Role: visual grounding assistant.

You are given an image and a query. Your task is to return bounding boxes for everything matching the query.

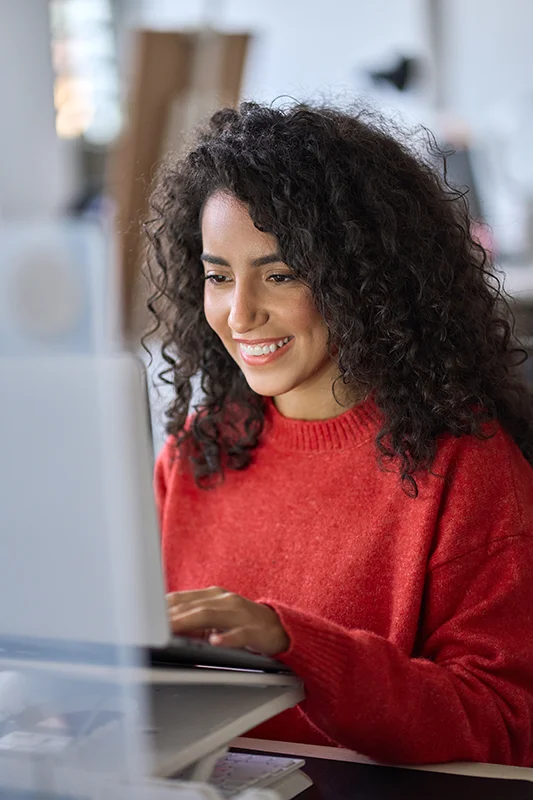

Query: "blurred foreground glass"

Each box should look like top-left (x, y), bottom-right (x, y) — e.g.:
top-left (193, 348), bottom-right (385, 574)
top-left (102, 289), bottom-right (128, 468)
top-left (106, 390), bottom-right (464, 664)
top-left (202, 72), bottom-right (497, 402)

top-left (0, 221), bottom-right (152, 796)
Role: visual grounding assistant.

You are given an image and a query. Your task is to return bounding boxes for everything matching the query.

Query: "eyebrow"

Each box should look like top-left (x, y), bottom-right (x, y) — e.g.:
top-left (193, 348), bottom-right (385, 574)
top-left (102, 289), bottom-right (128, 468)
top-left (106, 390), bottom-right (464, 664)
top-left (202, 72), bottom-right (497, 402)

top-left (201, 252), bottom-right (283, 268)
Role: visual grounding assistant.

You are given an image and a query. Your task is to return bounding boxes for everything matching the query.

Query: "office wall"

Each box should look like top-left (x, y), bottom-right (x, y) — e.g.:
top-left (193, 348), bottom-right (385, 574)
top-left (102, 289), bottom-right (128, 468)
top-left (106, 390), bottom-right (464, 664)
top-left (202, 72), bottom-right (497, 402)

top-left (0, 0), bottom-right (79, 218)
top-left (440, 0), bottom-right (533, 126)
top-left (121, 0), bottom-right (432, 110)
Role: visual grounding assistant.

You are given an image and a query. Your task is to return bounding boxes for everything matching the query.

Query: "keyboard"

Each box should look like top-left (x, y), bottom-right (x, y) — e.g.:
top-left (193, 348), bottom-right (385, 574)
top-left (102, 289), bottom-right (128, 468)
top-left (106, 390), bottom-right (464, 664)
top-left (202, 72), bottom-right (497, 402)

top-left (0, 634), bottom-right (293, 674)
top-left (210, 751), bottom-right (310, 798)
top-left (0, 732), bottom-right (313, 799)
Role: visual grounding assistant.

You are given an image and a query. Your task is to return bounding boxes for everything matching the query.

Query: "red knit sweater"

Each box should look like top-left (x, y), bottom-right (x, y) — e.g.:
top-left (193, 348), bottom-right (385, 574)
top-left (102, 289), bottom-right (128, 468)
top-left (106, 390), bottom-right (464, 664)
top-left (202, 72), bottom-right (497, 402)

top-left (154, 397), bottom-right (533, 766)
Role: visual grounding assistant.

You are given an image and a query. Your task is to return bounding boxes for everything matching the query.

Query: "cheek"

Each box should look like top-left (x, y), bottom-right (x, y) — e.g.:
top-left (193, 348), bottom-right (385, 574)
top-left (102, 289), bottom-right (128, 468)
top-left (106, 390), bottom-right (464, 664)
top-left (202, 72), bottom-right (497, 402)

top-left (203, 293), bottom-right (226, 334)
top-left (289, 296), bottom-right (328, 341)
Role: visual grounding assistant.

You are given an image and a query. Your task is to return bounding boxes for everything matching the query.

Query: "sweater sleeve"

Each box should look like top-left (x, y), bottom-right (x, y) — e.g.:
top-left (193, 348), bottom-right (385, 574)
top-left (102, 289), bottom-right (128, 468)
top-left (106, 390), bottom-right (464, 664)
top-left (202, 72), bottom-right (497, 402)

top-left (261, 536), bottom-right (533, 765)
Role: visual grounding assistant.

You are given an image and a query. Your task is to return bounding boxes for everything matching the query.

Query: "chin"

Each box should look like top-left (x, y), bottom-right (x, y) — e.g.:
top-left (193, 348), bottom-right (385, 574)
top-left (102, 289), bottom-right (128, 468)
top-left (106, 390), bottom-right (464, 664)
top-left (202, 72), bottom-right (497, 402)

top-left (243, 378), bottom-right (295, 398)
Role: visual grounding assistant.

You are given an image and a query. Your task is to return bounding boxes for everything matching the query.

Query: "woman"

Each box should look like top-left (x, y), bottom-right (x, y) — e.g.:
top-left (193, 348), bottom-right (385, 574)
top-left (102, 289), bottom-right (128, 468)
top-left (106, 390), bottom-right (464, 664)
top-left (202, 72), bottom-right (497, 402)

top-left (147, 102), bottom-right (533, 766)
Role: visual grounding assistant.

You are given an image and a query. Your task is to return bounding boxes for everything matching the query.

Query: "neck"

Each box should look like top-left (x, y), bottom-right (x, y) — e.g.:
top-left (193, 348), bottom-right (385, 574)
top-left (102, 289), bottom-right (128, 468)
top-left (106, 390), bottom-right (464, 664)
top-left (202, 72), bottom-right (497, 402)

top-left (273, 385), bottom-right (364, 421)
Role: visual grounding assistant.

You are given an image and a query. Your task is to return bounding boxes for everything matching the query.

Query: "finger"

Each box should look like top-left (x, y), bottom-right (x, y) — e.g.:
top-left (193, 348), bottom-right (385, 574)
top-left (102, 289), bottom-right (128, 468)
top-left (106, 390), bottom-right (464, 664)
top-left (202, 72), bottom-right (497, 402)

top-left (209, 626), bottom-right (254, 650)
top-left (209, 625), bottom-right (276, 654)
top-left (166, 587), bottom-right (227, 609)
top-left (177, 628), bottom-right (215, 641)
top-left (168, 594), bottom-right (242, 621)
top-left (211, 622), bottom-right (288, 657)
top-left (169, 606), bottom-right (244, 635)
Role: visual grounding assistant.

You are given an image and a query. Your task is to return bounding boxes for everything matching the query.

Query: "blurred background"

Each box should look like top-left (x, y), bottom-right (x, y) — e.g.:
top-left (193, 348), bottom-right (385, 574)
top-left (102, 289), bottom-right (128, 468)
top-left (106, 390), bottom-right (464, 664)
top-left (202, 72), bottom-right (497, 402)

top-left (2, 0), bottom-right (533, 449)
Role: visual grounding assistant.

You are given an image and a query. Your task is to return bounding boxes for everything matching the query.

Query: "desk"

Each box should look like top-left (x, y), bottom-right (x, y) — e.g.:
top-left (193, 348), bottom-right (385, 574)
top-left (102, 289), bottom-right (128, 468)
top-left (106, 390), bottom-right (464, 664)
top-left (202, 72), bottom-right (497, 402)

top-left (234, 738), bottom-right (533, 800)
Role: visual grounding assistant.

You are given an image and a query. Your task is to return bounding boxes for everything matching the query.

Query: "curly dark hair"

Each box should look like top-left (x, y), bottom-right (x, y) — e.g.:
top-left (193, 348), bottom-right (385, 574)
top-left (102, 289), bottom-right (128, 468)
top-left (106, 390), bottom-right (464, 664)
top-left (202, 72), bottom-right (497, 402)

top-left (145, 100), bottom-right (533, 496)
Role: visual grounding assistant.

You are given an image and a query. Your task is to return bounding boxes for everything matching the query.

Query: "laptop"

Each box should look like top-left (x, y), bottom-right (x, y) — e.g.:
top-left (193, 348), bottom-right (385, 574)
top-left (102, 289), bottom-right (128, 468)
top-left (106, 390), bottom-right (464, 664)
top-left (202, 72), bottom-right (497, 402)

top-left (0, 352), bottom-right (290, 675)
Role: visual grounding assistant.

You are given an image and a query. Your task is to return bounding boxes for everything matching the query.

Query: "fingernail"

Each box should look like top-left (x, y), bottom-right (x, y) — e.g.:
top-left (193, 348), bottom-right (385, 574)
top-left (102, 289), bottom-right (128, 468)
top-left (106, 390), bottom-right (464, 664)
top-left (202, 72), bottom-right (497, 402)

top-left (209, 633), bottom-right (222, 646)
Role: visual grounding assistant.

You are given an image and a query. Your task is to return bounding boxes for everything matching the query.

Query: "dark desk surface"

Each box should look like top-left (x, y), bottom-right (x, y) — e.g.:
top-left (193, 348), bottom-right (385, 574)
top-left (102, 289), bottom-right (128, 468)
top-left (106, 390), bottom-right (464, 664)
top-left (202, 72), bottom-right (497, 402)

top-left (234, 742), bottom-right (533, 800)
top-left (298, 756), bottom-right (533, 800)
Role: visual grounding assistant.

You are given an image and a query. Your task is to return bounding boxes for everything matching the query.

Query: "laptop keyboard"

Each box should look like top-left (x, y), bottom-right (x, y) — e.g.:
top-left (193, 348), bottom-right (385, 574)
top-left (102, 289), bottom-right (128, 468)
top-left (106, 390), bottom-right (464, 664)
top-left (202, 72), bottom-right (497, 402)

top-left (209, 752), bottom-right (305, 797)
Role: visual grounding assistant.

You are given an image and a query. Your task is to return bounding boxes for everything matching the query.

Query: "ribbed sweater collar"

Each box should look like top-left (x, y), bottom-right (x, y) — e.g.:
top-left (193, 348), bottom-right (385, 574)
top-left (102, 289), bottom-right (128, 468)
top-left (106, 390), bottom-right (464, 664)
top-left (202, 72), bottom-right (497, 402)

top-left (262, 394), bottom-right (382, 452)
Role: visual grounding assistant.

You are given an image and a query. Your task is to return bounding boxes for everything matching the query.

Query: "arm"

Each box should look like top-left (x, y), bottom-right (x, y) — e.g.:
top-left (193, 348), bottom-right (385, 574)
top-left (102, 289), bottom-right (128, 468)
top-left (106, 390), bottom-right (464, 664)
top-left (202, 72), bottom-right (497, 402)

top-left (261, 534), bottom-right (533, 766)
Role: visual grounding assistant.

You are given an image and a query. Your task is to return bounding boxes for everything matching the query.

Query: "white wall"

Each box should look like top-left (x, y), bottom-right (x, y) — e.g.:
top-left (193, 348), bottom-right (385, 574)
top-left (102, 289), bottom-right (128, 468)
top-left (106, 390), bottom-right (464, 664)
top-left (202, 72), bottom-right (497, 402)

top-left (433, 0), bottom-right (533, 256)
top-left (126, 0), bottom-right (432, 112)
top-left (440, 0), bottom-right (533, 127)
top-left (0, 0), bottom-right (80, 219)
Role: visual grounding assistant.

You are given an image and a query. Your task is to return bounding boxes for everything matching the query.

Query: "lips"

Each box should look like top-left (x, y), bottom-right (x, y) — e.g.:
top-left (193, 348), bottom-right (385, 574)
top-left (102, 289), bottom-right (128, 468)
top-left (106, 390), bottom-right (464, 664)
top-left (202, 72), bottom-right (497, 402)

top-left (238, 336), bottom-right (294, 366)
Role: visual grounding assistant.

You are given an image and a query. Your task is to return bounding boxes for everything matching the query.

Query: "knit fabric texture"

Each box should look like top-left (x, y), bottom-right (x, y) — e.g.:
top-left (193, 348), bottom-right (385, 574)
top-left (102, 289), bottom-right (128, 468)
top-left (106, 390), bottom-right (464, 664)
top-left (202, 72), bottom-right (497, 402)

top-left (155, 396), bottom-right (533, 765)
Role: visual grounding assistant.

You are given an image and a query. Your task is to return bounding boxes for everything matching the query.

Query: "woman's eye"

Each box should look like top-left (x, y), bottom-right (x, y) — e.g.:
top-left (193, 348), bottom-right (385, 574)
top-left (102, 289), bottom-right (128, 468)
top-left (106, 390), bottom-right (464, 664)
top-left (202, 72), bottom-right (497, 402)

top-left (203, 273), bottom-right (295, 285)
top-left (268, 274), bottom-right (296, 284)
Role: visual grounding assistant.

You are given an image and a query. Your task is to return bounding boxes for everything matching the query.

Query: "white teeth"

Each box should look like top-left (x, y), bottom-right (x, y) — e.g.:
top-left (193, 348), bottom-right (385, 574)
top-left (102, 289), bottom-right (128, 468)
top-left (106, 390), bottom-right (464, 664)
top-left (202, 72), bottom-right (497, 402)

top-left (240, 337), bottom-right (291, 356)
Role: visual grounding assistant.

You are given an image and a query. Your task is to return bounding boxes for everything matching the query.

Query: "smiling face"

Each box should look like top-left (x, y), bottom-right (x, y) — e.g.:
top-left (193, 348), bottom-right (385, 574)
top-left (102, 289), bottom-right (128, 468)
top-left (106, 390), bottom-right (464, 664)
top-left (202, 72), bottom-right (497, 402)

top-left (201, 191), bottom-right (346, 420)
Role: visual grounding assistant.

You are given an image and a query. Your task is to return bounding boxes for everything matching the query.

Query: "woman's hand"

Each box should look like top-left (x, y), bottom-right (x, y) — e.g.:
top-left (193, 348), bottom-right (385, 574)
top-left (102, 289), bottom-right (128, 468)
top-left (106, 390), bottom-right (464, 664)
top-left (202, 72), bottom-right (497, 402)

top-left (166, 587), bottom-right (290, 656)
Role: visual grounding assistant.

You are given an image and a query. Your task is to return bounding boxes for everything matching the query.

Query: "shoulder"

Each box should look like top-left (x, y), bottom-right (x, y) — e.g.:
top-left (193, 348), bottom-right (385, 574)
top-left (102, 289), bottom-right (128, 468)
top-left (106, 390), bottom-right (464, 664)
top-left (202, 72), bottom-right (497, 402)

top-left (427, 422), bottom-right (533, 567)
top-left (434, 421), bottom-right (533, 501)
top-left (154, 435), bottom-right (178, 506)
top-left (154, 406), bottom-right (207, 484)
top-left (155, 434), bottom-right (179, 475)
top-left (154, 430), bottom-right (199, 524)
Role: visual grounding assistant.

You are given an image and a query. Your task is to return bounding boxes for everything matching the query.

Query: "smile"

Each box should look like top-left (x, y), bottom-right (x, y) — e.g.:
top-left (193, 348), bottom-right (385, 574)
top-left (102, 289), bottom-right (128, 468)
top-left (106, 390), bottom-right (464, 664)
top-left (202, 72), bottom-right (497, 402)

top-left (240, 337), bottom-right (291, 356)
top-left (238, 337), bottom-right (294, 366)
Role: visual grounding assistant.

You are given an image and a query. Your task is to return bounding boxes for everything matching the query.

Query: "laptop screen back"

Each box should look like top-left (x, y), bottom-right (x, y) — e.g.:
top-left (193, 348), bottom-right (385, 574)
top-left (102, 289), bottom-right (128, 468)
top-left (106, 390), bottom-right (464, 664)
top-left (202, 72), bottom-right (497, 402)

top-left (0, 353), bottom-right (169, 649)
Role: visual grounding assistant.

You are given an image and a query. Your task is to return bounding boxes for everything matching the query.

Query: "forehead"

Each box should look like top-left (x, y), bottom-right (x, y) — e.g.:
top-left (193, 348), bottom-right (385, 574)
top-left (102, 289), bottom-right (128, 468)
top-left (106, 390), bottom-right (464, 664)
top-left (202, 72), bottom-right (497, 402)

top-left (201, 192), bottom-right (277, 253)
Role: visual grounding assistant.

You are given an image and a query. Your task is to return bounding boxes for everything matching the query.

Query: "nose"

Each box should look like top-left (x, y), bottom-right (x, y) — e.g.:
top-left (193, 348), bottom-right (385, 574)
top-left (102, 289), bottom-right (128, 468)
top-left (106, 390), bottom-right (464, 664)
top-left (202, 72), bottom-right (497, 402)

top-left (227, 281), bottom-right (269, 334)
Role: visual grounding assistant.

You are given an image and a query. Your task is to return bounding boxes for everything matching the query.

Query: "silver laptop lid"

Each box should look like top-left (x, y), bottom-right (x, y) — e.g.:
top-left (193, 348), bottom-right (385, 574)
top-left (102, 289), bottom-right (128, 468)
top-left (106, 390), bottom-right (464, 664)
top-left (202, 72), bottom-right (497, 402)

top-left (0, 353), bottom-right (169, 648)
